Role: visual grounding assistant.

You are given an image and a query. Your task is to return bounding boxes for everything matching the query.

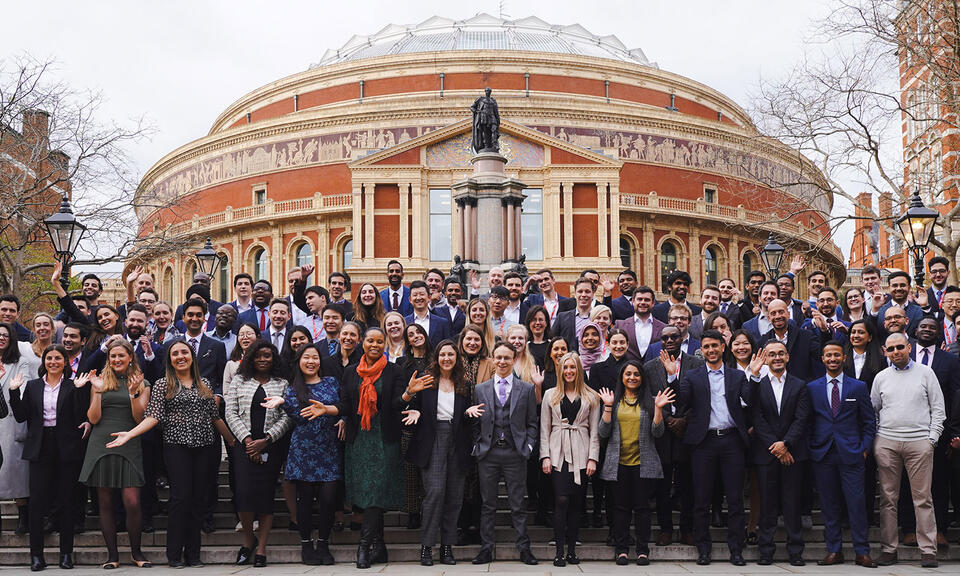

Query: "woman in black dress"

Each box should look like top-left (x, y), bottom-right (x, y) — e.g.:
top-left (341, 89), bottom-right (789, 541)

top-left (400, 323), bottom-right (433, 529)
top-left (524, 305), bottom-right (553, 369)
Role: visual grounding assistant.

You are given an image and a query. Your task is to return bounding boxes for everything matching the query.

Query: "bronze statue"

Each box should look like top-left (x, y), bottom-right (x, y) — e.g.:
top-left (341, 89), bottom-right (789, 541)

top-left (450, 255), bottom-right (467, 287)
top-left (470, 87), bottom-right (500, 153)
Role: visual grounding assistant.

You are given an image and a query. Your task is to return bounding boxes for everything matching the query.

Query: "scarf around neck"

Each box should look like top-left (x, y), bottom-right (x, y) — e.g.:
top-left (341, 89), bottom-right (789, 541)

top-left (356, 353), bottom-right (387, 431)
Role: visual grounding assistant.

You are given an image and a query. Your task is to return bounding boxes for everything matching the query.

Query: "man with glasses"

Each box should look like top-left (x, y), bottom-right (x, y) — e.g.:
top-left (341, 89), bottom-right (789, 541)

top-left (647, 304), bottom-right (700, 358)
top-left (877, 272), bottom-right (923, 337)
top-left (926, 257), bottom-right (951, 314)
top-left (487, 286), bottom-right (515, 340)
top-left (872, 332), bottom-right (945, 567)
top-left (938, 287), bottom-right (960, 348)
top-left (237, 280), bottom-right (275, 332)
top-left (653, 270), bottom-right (701, 324)
top-left (802, 287), bottom-right (850, 346)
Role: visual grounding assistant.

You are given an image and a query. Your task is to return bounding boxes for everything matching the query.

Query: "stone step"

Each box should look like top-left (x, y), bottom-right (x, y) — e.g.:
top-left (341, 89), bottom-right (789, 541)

top-left (1, 542), bottom-right (958, 566)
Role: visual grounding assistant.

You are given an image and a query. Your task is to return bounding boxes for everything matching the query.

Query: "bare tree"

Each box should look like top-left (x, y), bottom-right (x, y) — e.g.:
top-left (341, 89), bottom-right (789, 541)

top-left (0, 55), bottom-right (200, 307)
top-left (738, 0), bottom-right (959, 282)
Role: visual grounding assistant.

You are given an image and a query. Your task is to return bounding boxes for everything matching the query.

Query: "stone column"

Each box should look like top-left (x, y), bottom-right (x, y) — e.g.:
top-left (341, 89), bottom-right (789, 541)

top-left (351, 184), bottom-right (363, 261)
top-left (456, 198), bottom-right (466, 261)
top-left (399, 182), bottom-right (409, 259)
top-left (317, 222), bottom-right (330, 285)
top-left (477, 194), bottom-right (503, 265)
top-left (609, 182), bottom-right (621, 264)
top-left (642, 220), bottom-right (656, 287)
top-left (514, 197), bottom-right (522, 258)
top-left (544, 183), bottom-right (561, 263)
top-left (688, 228), bottom-right (701, 295)
top-left (470, 199), bottom-right (478, 262)
top-left (411, 182), bottom-right (423, 262)
top-left (364, 184), bottom-right (375, 261)
top-left (272, 225), bottom-right (283, 290)
top-left (505, 199), bottom-right (516, 260)
top-left (596, 182), bottom-right (608, 259)
top-left (563, 182), bottom-right (574, 259)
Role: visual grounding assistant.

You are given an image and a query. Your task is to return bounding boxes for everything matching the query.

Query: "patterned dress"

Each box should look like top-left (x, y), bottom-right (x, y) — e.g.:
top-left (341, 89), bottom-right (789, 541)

top-left (282, 377), bottom-right (341, 483)
top-left (344, 377), bottom-right (402, 509)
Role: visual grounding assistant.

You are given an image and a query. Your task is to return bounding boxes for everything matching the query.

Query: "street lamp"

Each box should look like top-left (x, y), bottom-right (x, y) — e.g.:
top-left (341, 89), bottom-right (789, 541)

top-left (43, 195), bottom-right (86, 292)
top-left (895, 190), bottom-right (939, 288)
top-left (760, 232), bottom-right (785, 280)
top-left (194, 237), bottom-right (224, 280)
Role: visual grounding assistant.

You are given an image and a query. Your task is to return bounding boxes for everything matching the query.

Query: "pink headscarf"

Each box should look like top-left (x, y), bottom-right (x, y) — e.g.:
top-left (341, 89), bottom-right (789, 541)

top-left (578, 322), bottom-right (608, 374)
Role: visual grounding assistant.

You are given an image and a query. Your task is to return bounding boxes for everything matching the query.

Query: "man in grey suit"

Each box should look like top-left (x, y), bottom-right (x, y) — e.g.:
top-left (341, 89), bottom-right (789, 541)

top-left (469, 342), bottom-right (539, 565)
top-left (613, 286), bottom-right (665, 363)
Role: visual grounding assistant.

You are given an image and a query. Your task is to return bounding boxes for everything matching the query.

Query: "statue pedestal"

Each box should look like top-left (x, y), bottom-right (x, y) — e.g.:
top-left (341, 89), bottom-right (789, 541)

top-left (452, 152), bottom-right (526, 275)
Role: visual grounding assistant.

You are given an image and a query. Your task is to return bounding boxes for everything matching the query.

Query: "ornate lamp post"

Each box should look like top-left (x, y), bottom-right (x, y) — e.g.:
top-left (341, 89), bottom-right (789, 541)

top-left (895, 190), bottom-right (938, 289)
top-left (760, 232), bottom-right (785, 280)
top-left (43, 195), bottom-right (86, 292)
top-left (194, 237), bottom-right (224, 281)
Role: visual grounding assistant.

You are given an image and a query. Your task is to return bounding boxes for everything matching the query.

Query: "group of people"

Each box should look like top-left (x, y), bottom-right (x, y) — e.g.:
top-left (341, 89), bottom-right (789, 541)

top-left (0, 254), bottom-right (958, 570)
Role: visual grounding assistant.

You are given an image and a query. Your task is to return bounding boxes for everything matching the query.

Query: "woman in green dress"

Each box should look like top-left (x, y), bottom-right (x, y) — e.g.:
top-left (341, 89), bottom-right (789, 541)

top-left (340, 327), bottom-right (432, 568)
top-left (76, 338), bottom-right (151, 569)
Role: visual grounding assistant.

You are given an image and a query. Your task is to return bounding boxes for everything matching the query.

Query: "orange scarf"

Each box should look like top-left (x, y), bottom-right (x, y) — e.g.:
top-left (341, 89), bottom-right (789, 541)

top-left (356, 353), bottom-right (387, 431)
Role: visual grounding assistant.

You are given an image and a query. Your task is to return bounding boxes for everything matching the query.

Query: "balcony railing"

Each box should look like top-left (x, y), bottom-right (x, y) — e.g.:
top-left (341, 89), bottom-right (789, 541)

top-left (167, 193), bottom-right (353, 236)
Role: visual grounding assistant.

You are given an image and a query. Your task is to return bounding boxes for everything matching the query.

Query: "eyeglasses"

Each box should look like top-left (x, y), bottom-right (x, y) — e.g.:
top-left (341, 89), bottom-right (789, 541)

top-left (885, 344), bottom-right (907, 352)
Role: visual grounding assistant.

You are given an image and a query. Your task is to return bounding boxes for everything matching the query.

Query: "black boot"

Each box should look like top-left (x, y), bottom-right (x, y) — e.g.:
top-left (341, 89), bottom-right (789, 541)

top-left (16, 505), bottom-right (28, 535)
top-left (370, 533), bottom-right (388, 564)
top-left (440, 545), bottom-right (456, 565)
top-left (316, 539), bottom-right (335, 565)
top-left (301, 539), bottom-right (320, 565)
top-left (420, 545), bottom-right (433, 566)
top-left (356, 525), bottom-right (373, 569)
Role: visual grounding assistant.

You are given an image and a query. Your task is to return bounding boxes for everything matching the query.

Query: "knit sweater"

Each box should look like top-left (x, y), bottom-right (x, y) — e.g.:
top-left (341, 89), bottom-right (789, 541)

top-left (870, 362), bottom-right (945, 443)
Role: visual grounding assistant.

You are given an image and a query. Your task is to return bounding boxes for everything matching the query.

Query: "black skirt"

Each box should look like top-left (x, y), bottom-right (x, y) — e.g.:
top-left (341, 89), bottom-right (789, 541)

top-left (551, 462), bottom-right (588, 498)
top-left (232, 442), bottom-right (284, 514)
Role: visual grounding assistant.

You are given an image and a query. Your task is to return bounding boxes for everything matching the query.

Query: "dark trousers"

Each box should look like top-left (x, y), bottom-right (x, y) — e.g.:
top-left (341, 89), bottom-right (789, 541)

top-left (296, 481), bottom-right (337, 542)
top-left (658, 461), bottom-right (693, 534)
top-left (165, 443), bottom-right (218, 563)
top-left (812, 446), bottom-right (869, 555)
top-left (691, 433), bottom-right (745, 557)
top-left (898, 442), bottom-right (951, 533)
top-left (141, 428), bottom-right (161, 520)
top-left (28, 429), bottom-right (82, 556)
top-left (477, 447), bottom-right (529, 553)
top-left (420, 422), bottom-right (465, 547)
top-left (756, 461), bottom-right (804, 559)
top-left (613, 466), bottom-right (656, 556)
top-left (865, 452), bottom-right (878, 525)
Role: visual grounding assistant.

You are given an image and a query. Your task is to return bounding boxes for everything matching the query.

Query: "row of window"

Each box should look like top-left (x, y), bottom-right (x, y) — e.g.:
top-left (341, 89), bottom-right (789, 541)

top-left (428, 188), bottom-right (544, 261)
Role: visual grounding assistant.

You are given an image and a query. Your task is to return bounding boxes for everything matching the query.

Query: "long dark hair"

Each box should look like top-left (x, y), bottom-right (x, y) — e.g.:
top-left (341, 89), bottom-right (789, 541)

top-left (231, 322), bottom-right (262, 362)
top-left (523, 305), bottom-right (553, 342)
top-left (841, 288), bottom-right (864, 323)
top-left (290, 343), bottom-right (326, 406)
top-left (728, 328), bottom-right (757, 368)
top-left (38, 344), bottom-right (71, 380)
top-left (844, 318), bottom-right (885, 380)
top-left (0, 323), bottom-right (22, 365)
top-left (404, 323), bottom-right (434, 358)
top-left (352, 282), bottom-right (385, 330)
top-left (614, 359), bottom-right (653, 411)
top-left (236, 339), bottom-right (284, 380)
top-left (429, 339), bottom-right (467, 395)
top-left (281, 325), bottom-right (313, 371)
top-left (543, 336), bottom-right (568, 374)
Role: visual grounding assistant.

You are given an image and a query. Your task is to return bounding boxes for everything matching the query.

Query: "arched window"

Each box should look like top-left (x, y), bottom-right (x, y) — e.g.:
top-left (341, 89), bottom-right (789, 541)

top-left (253, 248), bottom-right (268, 282)
top-left (163, 268), bottom-right (174, 301)
top-left (660, 241), bottom-right (678, 292)
top-left (218, 254), bottom-right (230, 303)
top-left (295, 243), bottom-right (313, 283)
top-left (342, 239), bottom-right (353, 270)
top-left (187, 261), bottom-right (197, 282)
top-left (704, 247), bottom-right (718, 286)
top-left (742, 252), bottom-right (755, 287)
top-left (620, 237), bottom-right (632, 269)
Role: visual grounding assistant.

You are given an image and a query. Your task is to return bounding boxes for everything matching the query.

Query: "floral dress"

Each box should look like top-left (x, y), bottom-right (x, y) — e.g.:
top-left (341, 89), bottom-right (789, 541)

top-left (282, 376), bottom-right (341, 483)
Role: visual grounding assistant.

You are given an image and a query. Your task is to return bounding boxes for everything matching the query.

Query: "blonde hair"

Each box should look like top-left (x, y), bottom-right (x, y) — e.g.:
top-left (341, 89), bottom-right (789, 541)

top-left (31, 312), bottom-right (55, 356)
top-left (100, 338), bottom-right (144, 393)
top-left (589, 305), bottom-right (611, 323)
top-left (551, 352), bottom-right (598, 408)
top-left (506, 324), bottom-right (536, 382)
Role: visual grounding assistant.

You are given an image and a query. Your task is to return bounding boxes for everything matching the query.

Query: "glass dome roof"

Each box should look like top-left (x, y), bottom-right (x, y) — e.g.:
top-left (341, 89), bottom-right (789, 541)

top-left (310, 14), bottom-right (655, 68)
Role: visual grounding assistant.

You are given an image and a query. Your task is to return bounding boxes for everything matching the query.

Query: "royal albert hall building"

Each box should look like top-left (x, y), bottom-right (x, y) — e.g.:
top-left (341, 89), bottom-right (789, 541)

top-left (135, 15), bottom-right (845, 303)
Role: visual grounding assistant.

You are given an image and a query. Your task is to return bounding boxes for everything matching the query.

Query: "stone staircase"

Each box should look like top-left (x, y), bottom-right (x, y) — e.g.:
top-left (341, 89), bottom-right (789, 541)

top-left (1, 463), bottom-right (958, 566)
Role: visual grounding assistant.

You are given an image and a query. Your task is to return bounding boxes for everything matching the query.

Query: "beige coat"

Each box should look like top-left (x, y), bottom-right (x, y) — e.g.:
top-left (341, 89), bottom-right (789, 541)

top-left (539, 387), bottom-right (601, 485)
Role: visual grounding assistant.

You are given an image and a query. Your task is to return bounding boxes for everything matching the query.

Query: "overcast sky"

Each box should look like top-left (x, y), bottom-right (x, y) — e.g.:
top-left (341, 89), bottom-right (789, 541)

top-left (4, 0), bottom-right (852, 271)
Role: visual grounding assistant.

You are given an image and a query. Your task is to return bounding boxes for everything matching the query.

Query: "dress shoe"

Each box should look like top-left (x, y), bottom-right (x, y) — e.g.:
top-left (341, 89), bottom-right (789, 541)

top-left (315, 540), bottom-right (335, 565)
top-left (553, 555), bottom-right (566, 567)
top-left (420, 545), bottom-right (434, 566)
top-left (167, 560), bottom-right (186, 569)
top-left (680, 532), bottom-right (696, 546)
top-left (566, 552), bottom-right (580, 565)
top-left (253, 555), bottom-right (267, 568)
top-left (519, 548), bottom-right (538, 565)
top-left (636, 553), bottom-right (650, 566)
top-left (236, 546), bottom-right (253, 565)
top-left (921, 553), bottom-right (938, 568)
top-left (697, 554), bottom-right (711, 565)
top-left (877, 551), bottom-right (897, 566)
top-left (745, 531), bottom-right (758, 546)
top-left (30, 555), bottom-right (46, 572)
top-left (185, 558), bottom-right (204, 568)
top-left (472, 549), bottom-right (493, 564)
top-left (439, 545), bottom-right (456, 565)
top-left (818, 552), bottom-right (844, 565)
top-left (757, 556), bottom-right (773, 565)
top-left (903, 533), bottom-right (918, 546)
top-left (789, 555), bottom-right (805, 567)
top-left (58, 554), bottom-right (74, 569)
top-left (855, 554), bottom-right (877, 568)
top-left (616, 553), bottom-right (629, 565)
top-left (656, 531), bottom-right (672, 546)
top-left (730, 553), bottom-right (746, 566)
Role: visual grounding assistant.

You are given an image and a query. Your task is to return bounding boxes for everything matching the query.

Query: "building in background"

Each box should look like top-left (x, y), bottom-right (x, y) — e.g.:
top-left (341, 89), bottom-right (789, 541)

top-left (134, 15), bottom-right (844, 303)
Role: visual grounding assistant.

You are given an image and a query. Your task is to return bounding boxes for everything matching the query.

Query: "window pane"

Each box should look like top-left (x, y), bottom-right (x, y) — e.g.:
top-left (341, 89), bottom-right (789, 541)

top-left (254, 249), bottom-right (268, 281)
top-left (429, 189), bottom-right (452, 262)
top-left (342, 240), bottom-right (353, 269)
top-left (521, 189), bottom-right (543, 261)
top-left (296, 243), bottom-right (313, 283)
top-left (660, 242), bottom-right (677, 292)
top-left (620, 237), bottom-right (631, 269)
top-left (704, 247), bottom-right (718, 286)
top-left (742, 253), bottom-right (753, 287)
top-left (218, 256), bottom-right (229, 303)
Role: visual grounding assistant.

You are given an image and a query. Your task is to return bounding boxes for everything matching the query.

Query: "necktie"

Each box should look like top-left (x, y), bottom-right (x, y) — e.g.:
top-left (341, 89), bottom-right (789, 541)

top-left (273, 332), bottom-right (282, 349)
top-left (949, 323), bottom-right (956, 345)
top-left (392, 292), bottom-right (399, 311)
top-left (937, 290), bottom-right (943, 304)
top-left (921, 349), bottom-right (930, 365)
top-left (189, 338), bottom-right (199, 355)
top-left (721, 302), bottom-right (728, 314)
top-left (258, 309), bottom-right (266, 331)
top-left (497, 378), bottom-right (508, 404)
top-left (830, 378), bottom-right (840, 417)
top-left (328, 339), bottom-right (338, 356)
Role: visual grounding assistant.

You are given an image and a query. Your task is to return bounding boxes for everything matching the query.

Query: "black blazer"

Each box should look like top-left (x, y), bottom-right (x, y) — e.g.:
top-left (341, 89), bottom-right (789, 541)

top-left (432, 304), bottom-right (467, 336)
top-left (677, 365), bottom-right (752, 446)
top-left (749, 373), bottom-right (811, 465)
top-left (588, 354), bottom-right (627, 392)
top-left (10, 377), bottom-right (89, 462)
top-left (843, 348), bottom-right (884, 391)
top-left (405, 387), bottom-right (473, 470)
top-left (911, 346), bottom-right (960, 435)
top-left (758, 324), bottom-right (823, 382)
top-left (553, 309), bottom-right (580, 353)
top-left (339, 361), bottom-right (406, 445)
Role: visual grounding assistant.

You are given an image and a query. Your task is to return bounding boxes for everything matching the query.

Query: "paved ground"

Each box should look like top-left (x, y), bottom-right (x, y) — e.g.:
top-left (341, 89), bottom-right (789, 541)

top-left (2, 561), bottom-right (958, 575)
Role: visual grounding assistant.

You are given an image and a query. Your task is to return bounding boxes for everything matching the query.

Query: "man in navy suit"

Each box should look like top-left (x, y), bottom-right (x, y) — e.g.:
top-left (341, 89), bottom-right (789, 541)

top-left (404, 281), bottom-right (452, 346)
top-left (261, 298), bottom-right (292, 355)
top-left (613, 287), bottom-right (665, 363)
top-left (877, 272), bottom-right (924, 337)
top-left (227, 272), bottom-right (255, 315)
top-left (433, 276), bottom-right (467, 335)
top-left (502, 272), bottom-right (530, 327)
top-left (646, 303), bottom-right (700, 359)
top-left (749, 340), bottom-right (810, 566)
top-left (807, 341), bottom-right (877, 567)
top-left (522, 269), bottom-right (568, 325)
top-left (675, 330), bottom-right (753, 566)
top-left (553, 278), bottom-right (596, 352)
top-left (0, 295), bottom-right (34, 342)
top-left (801, 287), bottom-right (850, 347)
top-left (925, 257), bottom-right (950, 314)
top-left (601, 269), bottom-right (638, 321)
top-left (652, 270), bottom-right (702, 324)
top-left (237, 279), bottom-right (275, 333)
top-left (742, 282), bottom-right (780, 341)
top-left (759, 299), bottom-right (823, 382)
top-left (689, 285), bottom-right (720, 340)
top-left (380, 259), bottom-right (413, 316)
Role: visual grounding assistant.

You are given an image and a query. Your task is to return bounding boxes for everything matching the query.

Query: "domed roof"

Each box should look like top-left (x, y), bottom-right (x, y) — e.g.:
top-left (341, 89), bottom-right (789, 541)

top-left (311, 14), bottom-right (655, 68)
